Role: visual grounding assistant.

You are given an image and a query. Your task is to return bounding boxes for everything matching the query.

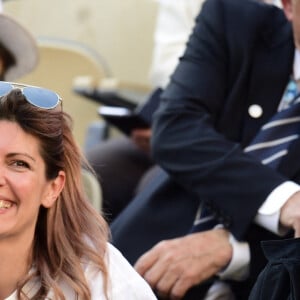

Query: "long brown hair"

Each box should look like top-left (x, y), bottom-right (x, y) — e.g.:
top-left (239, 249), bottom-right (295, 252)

top-left (0, 89), bottom-right (109, 299)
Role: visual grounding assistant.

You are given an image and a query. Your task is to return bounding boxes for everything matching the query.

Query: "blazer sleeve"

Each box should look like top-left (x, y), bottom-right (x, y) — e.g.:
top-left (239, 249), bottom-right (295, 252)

top-left (152, 0), bottom-right (288, 239)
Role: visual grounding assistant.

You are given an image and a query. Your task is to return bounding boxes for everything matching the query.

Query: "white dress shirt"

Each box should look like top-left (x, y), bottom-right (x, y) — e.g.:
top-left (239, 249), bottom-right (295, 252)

top-left (149, 0), bottom-right (205, 88)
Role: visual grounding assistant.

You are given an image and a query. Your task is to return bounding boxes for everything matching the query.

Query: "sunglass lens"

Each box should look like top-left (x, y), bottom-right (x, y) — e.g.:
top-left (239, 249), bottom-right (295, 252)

top-left (23, 87), bottom-right (60, 109)
top-left (0, 82), bottom-right (13, 97)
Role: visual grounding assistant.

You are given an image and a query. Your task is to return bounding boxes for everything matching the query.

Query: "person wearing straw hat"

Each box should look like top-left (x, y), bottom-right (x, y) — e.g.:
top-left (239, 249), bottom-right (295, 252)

top-left (0, 12), bottom-right (38, 81)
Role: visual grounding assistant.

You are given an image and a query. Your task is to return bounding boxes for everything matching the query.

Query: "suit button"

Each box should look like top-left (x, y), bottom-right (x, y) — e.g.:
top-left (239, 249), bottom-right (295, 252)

top-left (248, 104), bottom-right (263, 118)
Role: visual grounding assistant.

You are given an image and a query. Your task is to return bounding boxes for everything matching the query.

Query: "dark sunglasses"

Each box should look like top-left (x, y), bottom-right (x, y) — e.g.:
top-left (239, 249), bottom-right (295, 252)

top-left (0, 81), bottom-right (62, 109)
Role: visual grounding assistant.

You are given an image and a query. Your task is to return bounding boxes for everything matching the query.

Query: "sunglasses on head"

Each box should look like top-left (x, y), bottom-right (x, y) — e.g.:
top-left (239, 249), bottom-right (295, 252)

top-left (0, 81), bottom-right (62, 109)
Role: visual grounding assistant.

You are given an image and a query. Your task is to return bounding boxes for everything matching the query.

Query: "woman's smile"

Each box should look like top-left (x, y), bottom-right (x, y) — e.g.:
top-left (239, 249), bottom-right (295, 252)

top-left (0, 199), bottom-right (14, 209)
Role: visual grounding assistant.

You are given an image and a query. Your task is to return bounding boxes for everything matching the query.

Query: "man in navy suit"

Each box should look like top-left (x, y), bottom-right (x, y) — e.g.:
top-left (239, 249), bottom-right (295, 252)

top-left (111, 0), bottom-right (300, 298)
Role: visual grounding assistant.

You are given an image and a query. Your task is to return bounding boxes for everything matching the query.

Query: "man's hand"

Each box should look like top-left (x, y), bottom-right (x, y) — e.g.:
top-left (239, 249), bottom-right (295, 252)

top-left (131, 128), bottom-right (152, 153)
top-left (134, 229), bottom-right (232, 299)
top-left (280, 191), bottom-right (300, 237)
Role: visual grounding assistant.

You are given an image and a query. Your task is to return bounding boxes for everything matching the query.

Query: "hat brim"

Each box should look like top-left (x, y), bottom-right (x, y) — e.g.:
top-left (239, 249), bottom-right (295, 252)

top-left (0, 13), bottom-right (38, 81)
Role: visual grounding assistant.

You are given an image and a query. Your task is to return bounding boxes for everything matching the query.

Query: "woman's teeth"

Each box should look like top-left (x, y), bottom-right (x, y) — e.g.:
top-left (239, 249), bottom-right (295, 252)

top-left (0, 200), bottom-right (12, 209)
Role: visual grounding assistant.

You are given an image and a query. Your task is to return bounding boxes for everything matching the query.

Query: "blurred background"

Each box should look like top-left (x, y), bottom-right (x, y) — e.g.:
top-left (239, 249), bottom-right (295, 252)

top-left (4, 0), bottom-right (157, 85)
top-left (3, 0), bottom-right (158, 146)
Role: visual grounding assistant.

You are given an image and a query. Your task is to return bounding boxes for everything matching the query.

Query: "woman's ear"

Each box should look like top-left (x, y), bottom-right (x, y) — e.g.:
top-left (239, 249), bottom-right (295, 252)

top-left (42, 170), bottom-right (66, 208)
top-left (281, 0), bottom-right (293, 21)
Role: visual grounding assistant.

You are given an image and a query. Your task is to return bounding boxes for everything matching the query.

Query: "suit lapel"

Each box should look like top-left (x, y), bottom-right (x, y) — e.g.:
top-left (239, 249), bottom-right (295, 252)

top-left (242, 19), bottom-right (294, 146)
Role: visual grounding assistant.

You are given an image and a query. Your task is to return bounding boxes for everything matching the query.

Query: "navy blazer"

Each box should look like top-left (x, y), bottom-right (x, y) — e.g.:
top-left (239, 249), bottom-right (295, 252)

top-left (112, 0), bottom-right (298, 298)
top-left (152, 0), bottom-right (295, 238)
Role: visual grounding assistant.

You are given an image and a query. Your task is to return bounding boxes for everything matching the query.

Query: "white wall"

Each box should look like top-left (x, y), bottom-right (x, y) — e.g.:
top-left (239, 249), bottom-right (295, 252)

top-left (4, 0), bottom-right (158, 86)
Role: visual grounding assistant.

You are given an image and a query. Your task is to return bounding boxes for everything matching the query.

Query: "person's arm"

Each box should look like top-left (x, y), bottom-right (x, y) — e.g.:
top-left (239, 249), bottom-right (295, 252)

top-left (133, 183), bottom-right (300, 299)
top-left (254, 181), bottom-right (300, 234)
top-left (152, 0), bottom-right (288, 240)
top-left (134, 228), bottom-right (232, 299)
top-left (216, 230), bottom-right (250, 280)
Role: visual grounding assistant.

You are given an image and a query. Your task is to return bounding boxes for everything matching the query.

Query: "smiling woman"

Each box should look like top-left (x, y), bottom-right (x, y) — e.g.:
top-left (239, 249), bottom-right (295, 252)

top-left (0, 82), bottom-right (157, 300)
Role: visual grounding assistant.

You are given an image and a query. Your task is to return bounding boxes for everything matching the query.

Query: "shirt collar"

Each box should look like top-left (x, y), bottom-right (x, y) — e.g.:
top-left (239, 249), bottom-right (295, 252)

top-left (293, 49), bottom-right (300, 82)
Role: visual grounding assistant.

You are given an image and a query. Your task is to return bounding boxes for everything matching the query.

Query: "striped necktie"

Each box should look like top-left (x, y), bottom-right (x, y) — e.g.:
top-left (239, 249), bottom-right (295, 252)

top-left (244, 96), bottom-right (300, 169)
top-left (245, 77), bottom-right (300, 167)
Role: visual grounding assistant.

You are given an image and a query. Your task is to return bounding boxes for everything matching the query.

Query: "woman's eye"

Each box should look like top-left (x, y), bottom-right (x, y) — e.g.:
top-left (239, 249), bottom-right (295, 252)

top-left (11, 160), bottom-right (30, 169)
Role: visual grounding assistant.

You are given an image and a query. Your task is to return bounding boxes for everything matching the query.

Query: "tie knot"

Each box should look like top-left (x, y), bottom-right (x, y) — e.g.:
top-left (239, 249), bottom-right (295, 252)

top-left (280, 78), bottom-right (300, 110)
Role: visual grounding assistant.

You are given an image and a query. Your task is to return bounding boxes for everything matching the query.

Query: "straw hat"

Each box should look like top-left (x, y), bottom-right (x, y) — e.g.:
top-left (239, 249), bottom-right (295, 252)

top-left (0, 13), bottom-right (38, 80)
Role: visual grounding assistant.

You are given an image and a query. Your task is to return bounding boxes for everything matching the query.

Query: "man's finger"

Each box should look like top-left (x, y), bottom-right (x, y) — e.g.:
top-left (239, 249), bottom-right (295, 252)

top-left (135, 251), bottom-right (158, 276)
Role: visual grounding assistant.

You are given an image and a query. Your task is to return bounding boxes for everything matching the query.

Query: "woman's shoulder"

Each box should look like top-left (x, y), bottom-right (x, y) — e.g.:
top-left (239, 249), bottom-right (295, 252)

top-left (83, 243), bottom-right (157, 299)
top-left (104, 243), bottom-right (157, 299)
top-left (5, 244), bottom-right (157, 300)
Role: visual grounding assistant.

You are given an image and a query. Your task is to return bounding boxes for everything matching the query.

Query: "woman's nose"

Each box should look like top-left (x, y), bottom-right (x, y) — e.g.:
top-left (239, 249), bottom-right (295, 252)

top-left (0, 166), bottom-right (7, 185)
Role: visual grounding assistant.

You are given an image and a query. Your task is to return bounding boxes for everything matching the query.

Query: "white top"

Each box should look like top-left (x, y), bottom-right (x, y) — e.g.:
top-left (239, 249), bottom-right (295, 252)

top-left (149, 0), bottom-right (205, 88)
top-left (5, 243), bottom-right (157, 300)
top-left (149, 0), bottom-right (281, 89)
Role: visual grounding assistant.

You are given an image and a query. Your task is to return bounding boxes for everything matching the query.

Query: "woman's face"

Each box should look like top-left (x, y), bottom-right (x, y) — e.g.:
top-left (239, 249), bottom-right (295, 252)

top-left (0, 120), bottom-right (64, 242)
